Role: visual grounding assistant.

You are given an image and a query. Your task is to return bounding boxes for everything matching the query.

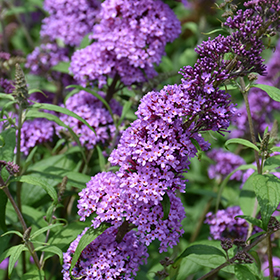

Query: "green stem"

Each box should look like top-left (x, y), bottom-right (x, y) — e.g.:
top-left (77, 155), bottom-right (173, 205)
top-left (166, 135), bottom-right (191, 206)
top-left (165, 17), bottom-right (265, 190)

top-left (105, 74), bottom-right (120, 103)
top-left (16, 106), bottom-right (23, 211)
top-left (240, 78), bottom-right (261, 174)
top-left (240, 77), bottom-right (262, 241)
top-left (2, 186), bottom-right (41, 270)
top-left (267, 235), bottom-right (274, 280)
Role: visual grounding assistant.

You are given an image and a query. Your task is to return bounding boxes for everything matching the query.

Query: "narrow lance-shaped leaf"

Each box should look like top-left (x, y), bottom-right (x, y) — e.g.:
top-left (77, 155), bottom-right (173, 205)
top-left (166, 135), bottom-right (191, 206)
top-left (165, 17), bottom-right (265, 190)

top-left (251, 84), bottom-right (280, 102)
top-left (0, 93), bottom-right (14, 100)
top-left (117, 100), bottom-right (132, 128)
top-left (30, 223), bottom-right (64, 239)
top-left (35, 245), bottom-right (63, 264)
top-left (96, 145), bottom-right (106, 172)
top-left (225, 138), bottom-right (259, 152)
top-left (29, 103), bottom-right (96, 136)
top-left (70, 223), bottom-right (111, 275)
top-left (236, 215), bottom-right (263, 229)
top-left (8, 244), bottom-right (25, 277)
top-left (66, 85), bottom-right (114, 124)
top-left (1, 230), bottom-right (23, 238)
top-left (13, 175), bottom-right (58, 203)
top-left (25, 110), bottom-right (87, 162)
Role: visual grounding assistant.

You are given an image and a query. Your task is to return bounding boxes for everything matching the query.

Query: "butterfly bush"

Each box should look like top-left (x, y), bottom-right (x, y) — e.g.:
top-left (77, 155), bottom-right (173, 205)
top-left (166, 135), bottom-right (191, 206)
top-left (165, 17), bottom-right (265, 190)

top-left (70, 0), bottom-right (181, 87)
top-left (41, 0), bottom-right (101, 46)
top-left (62, 227), bottom-right (148, 280)
top-left (232, 39), bottom-right (280, 138)
top-left (65, 0), bottom-right (280, 278)
top-left (207, 148), bottom-right (245, 181)
top-left (59, 91), bottom-right (122, 150)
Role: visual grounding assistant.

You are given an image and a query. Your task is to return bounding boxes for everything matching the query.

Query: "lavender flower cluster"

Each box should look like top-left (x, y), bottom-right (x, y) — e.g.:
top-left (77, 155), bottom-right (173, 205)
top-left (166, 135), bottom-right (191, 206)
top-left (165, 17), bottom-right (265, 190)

top-left (205, 206), bottom-right (249, 240)
top-left (59, 91), bottom-right (122, 150)
top-left (62, 227), bottom-right (148, 280)
top-left (20, 118), bottom-right (56, 155)
top-left (70, 0), bottom-right (181, 87)
top-left (207, 148), bottom-right (245, 181)
top-left (232, 39), bottom-right (280, 138)
top-left (25, 42), bottom-right (73, 87)
top-left (41, 0), bottom-right (101, 46)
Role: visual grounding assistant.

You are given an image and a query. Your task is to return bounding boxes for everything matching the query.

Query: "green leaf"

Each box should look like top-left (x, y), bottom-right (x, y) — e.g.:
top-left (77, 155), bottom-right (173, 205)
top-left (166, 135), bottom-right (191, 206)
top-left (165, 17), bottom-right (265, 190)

top-left (0, 128), bottom-right (16, 161)
top-left (264, 155), bottom-right (280, 172)
top-left (1, 230), bottom-right (23, 238)
top-left (78, 34), bottom-right (91, 49)
top-left (30, 223), bottom-right (64, 239)
top-left (14, 175), bottom-right (58, 203)
top-left (246, 231), bottom-right (265, 242)
top-left (117, 100), bottom-right (132, 127)
top-left (202, 28), bottom-right (227, 35)
top-left (0, 190), bottom-right (7, 231)
top-left (251, 84), bottom-right (280, 102)
top-left (70, 223), bottom-right (111, 275)
top-left (45, 204), bottom-right (56, 223)
top-left (271, 146), bottom-right (280, 153)
top-left (234, 264), bottom-right (257, 280)
top-left (161, 193), bottom-right (171, 220)
top-left (35, 245), bottom-right (63, 264)
top-left (174, 244), bottom-right (226, 265)
top-left (66, 85), bottom-right (114, 123)
top-left (8, 244), bottom-right (25, 277)
top-left (0, 93), bottom-right (14, 100)
top-left (225, 138), bottom-right (259, 152)
top-left (29, 103), bottom-right (96, 135)
top-left (28, 89), bottom-right (46, 96)
top-left (253, 174), bottom-right (280, 229)
top-left (25, 110), bottom-right (87, 162)
top-left (1, 101), bottom-right (17, 115)
top-left (22, 269), bottom-right (45, 280)
top-left (239, 172), bottom-right (258, 217)
top-left (236, 215), bottom-right (263, 229)
top-left (96, 145), bottom-right (106, 171)
top-left (51, 61), bottom-right (71, 74)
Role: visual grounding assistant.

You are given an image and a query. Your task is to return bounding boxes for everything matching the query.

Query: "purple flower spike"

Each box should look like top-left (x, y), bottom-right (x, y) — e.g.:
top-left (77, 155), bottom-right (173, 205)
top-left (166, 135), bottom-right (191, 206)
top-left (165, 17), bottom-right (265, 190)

top-left (205, 206), bottom-right (248, 240)
top-left (62, 227), bottom-right (148, 280)
top-left (41, 0), bottom-right (101, 46)
top-left (59, 91), bottom-right (122, 150)
top-left (207, 148), bottom-right (246, 181)
top-left (70, 0), bottom-right (181, 87)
